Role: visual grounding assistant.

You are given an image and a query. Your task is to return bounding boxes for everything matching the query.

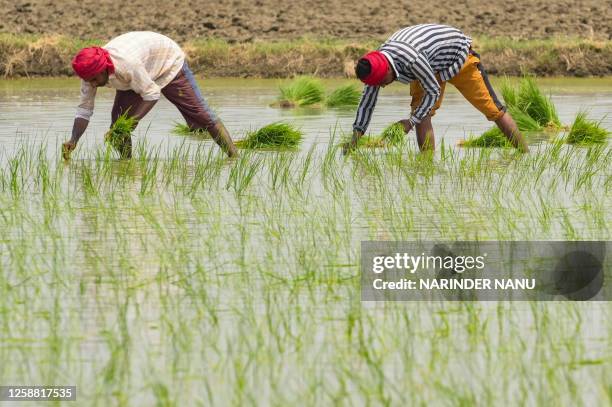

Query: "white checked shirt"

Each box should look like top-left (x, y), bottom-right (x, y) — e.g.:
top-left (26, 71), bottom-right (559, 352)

top-left (76, 31), bottom-right (185, 120)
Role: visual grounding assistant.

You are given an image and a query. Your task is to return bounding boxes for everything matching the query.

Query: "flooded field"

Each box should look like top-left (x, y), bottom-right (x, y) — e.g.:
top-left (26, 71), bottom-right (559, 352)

top-left (0, 77), bottom-right (611, 405)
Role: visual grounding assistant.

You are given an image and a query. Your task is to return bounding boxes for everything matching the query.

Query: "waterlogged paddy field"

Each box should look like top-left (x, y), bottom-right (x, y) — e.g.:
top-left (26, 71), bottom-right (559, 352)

top-left (0, 78), bottom-right (611, 405)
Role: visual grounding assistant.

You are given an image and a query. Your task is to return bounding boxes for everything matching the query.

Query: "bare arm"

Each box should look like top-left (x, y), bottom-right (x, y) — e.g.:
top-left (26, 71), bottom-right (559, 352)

top-left (62, 117), bottom-right (90, 160)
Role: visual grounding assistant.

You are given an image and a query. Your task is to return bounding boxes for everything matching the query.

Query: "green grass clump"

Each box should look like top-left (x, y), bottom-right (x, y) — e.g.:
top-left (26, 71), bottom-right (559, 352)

top-left (508, 106), bottom-right (542, 132)
top-left (348, 123), bottom-right (406, 149)
top-left (565, 112), bottom-right (609, 145)
top-left (461, 127), bottom-right (513, 148)
top-left (171, 122), bottom-right (210, 138)
top-left (105, 112), bottom-right (136, 158)
top-left (501, 77), bottom-right (561, 129)
top-left (356, 135), bottom-right (385, 148)
top-left (380, 122), bottom-right (405, 145)
top-left (325, 84), bottom-right (361, 107)
top-left (235, 122), bottom-right (303, 149)
top-left (517, 78), bottom-right (561, 128)
top-left (277, 77), bottom-right (325, 108)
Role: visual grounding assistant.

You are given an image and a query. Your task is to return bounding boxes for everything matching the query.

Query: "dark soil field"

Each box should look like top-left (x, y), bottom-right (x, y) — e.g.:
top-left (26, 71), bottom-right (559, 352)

top-left (2, 0), bottom-right (611, 42)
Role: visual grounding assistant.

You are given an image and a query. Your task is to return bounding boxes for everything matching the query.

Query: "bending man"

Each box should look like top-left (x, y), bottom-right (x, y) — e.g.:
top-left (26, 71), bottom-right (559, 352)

top-left (345, 24), bottom-right (528, 153)
top-left (63, 31), bottom-right (237, 159)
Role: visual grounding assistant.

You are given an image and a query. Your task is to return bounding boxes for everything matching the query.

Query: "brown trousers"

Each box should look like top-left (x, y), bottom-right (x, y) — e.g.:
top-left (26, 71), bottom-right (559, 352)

top-left (111, 62), bottom-right (217, 130)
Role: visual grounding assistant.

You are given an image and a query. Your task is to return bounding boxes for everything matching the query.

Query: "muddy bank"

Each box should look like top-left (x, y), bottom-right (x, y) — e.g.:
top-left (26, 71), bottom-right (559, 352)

top-left (1, 35), bottom-right (611, 78)
top-left (1, 0), bottom-right (610, 42)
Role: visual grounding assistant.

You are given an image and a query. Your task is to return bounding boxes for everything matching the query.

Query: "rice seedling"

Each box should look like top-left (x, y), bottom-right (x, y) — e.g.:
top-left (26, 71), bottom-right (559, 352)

top-left (500, 77), bottom-right (562, 130)
top-left (1, 80), bottom-right (610, 406)
top-left (325, 84), bottom-right (361, 107)
top-left (508, 106), bottom-right (542, 133)
top-left (516, 77), bottom-right (561, 128)
top-left (105, 112), bottom-right (136, 159)
top-left (460, 127), bottom-right (513, 148)
top-left (345, 123), bottom-right (406, 149)
top-left (380, 122), bottom-right (405, 145)
top-left (565, 111), bottom-right (609, 145)
top-left (275, 76), bottom-right (324, 108)
top-left (171, 122), bottom-right (211, 138)
top-left (235, 122), bottom-right (303, 150)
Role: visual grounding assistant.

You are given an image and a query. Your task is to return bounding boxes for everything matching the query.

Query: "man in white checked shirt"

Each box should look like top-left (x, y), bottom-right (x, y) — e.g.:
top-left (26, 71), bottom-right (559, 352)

top-left (63, 31), bottom-right (237, 159)
top-left (345, 24), bottom-right (529, 153)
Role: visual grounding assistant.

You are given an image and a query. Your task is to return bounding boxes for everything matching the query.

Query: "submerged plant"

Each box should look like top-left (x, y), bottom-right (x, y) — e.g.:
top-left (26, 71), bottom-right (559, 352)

top-left (565, 112), bottom-right (609, 145)
top-left (235, 122), bottom-right (303, 149)
top-left (325, 84), bottom-right (361, 107)
top-left (460, 127), bottom-right (513, 148)
top-left (171, 122), bottom-right (210, 138)
top-left (105, 112), bottom-right (136, 159)
top-left (276, 77), bottom-right (324, 108)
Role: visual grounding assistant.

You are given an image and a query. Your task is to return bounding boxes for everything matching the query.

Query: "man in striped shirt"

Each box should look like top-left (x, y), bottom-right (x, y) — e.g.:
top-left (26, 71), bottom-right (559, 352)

top-left (62, 31), bottom-right (237, 159)
top-left (345, 24), bottom-right (528, 153)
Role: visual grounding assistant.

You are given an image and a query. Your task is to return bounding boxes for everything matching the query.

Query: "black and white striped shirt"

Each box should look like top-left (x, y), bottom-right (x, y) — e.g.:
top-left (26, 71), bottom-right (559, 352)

top-left (353, 24), bottom-right (472, 133)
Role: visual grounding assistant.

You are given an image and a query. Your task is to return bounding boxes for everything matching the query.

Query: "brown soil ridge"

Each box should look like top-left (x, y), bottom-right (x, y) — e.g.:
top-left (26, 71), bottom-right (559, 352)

top-left (1, 35), bottom-right (611, 78)
top-left (1, 0), bottom-right (611, 42)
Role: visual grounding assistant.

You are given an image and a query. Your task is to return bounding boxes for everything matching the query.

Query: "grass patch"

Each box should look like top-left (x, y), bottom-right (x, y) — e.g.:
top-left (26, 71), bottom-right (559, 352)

top-left (171, 122), bottom-right (210, 138)
top-left (235, 122), bottom-right (303, 149)
top-left (325, 84), bottom-right (361, 107)
top-left (105, 112), bottom-right (136, 158)
top-left (565, 112), bottom-right (609, 145)
top-left (275, 77), bottom-right (324, 108)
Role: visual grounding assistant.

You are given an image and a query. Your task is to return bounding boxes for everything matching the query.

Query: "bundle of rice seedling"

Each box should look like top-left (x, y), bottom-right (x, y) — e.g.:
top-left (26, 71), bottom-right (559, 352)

top-left (348, 123), bottom-right (406, 149)
top-left (105, 112), bottom-right (136, 158)
top-left (508, 106), bottom-right (542, 133)
top-left (171, 122), bottom-right (210, 138)
top-left (500, 79), bottom-right (518, 109)
top-left (355, 135), bottom-right (386, 148)
top-left (325, 84), bottom-right (361, 107)
top-left (380, 122), bottom-right (405, 145)
top-left (235, 122), bottom-right (303, 149)
top-left (460, 127), bottom-right (513, 148)
top-left (516, 77), bottom-right (561, 128)
top-left (565, 112), bottom-right (609, 145)
top-left (276, 77), bottom-right (324, 108)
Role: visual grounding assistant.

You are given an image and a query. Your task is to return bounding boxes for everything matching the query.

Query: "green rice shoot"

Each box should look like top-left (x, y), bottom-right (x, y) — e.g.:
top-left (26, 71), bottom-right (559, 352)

top-left (351, 123), bottom-right (406, 149)
top-left (501, 77), bottom-right (561, 129)
top-left (461, 127), bottom-right (513, 148)
top-left (508, 106), bottom-right (542, 132)
top-left (106, 112), bottom-right (136, 158)
top-left (235, 122), bottom-right (303, 149)
top-left (171, 122), bottom-right (211, 138)
top-left (325, 84), bottom-right (361, 107)
top-left (565, 111), bottom-right (609, 145)
top-left (380, 122), bottom-right (405, 145)
top-left (277, 77), bottom-right (325, 108)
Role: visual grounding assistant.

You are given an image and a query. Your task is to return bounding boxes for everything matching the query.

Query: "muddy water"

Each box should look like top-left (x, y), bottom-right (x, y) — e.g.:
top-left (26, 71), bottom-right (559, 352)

top-left (0, 77), bottom-right (611, 158)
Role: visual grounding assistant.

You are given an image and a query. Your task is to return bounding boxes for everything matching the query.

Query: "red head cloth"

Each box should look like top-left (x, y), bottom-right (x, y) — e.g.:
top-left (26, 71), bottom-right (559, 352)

top-left (71, 47), bottom-right (115, 80)
top-left (359, 51), bottom-right (389, 86)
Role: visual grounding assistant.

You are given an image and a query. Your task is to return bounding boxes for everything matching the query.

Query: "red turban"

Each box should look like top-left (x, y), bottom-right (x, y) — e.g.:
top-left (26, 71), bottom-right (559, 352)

top-left (359, 51), bottom-right (390, 86)
top-left (71, 47), bottom-right (115, 80)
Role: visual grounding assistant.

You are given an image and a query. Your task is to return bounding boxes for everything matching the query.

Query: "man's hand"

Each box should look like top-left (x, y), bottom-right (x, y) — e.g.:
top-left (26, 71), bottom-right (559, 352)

top-left (342, 130), bottom-right (364, 155)
top-left (62, 141), bottom-right (77, 160)
top-left (396, 119), bottom-right (413, 134)
top-left (342, 139), bottom-right (358, 155)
